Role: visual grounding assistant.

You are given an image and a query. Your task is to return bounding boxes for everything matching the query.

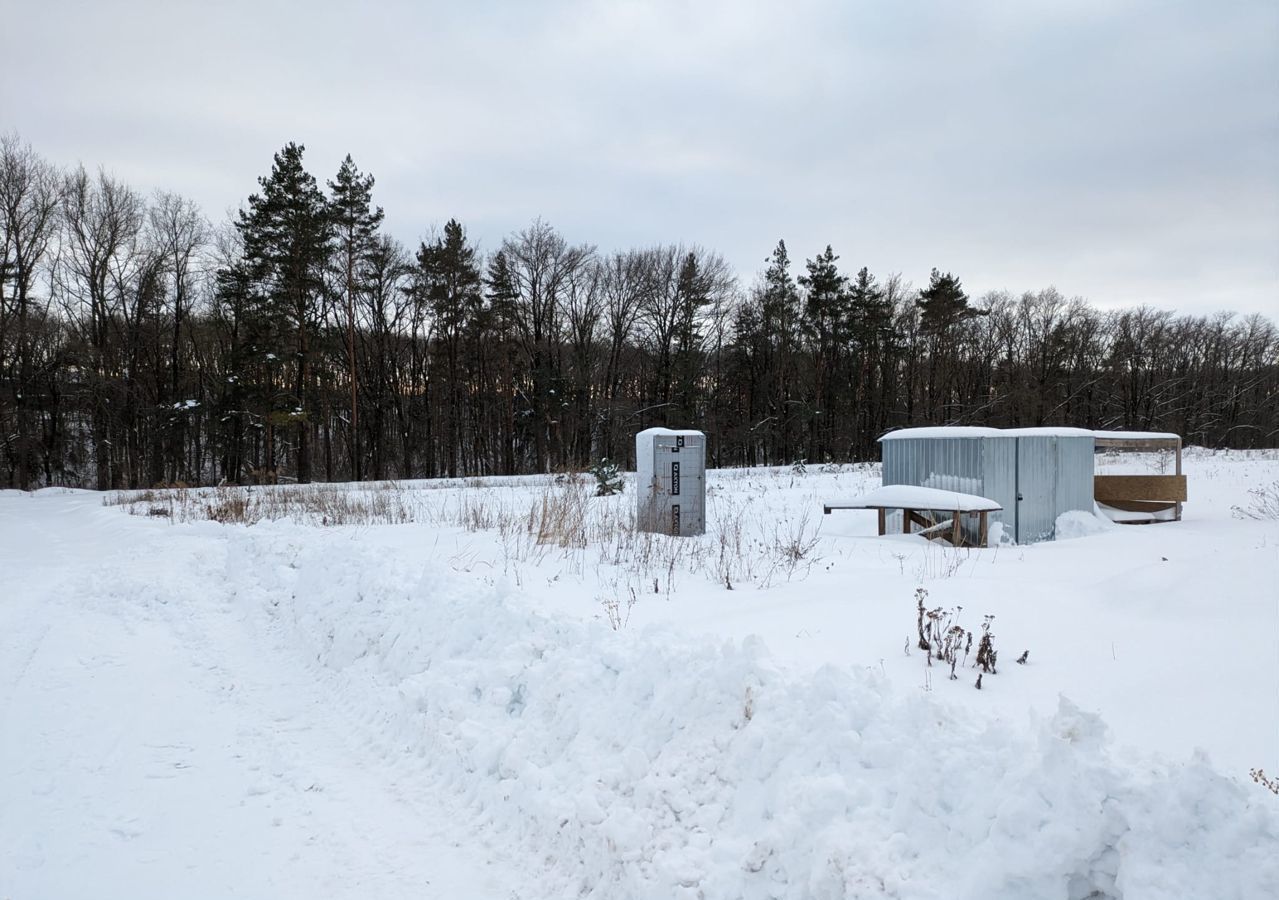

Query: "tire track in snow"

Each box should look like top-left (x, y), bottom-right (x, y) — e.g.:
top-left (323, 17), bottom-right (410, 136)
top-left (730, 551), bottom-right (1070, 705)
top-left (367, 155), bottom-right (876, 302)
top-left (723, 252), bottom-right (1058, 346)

top-left (0, 493), bottom-right (525, 900)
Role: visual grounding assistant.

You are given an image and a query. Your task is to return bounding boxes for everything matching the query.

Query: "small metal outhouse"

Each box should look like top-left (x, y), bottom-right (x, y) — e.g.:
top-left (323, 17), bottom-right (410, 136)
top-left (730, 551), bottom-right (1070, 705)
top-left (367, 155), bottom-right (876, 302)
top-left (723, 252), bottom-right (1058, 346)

top-left (636, 428), bottom-right (706, 536)
top-left (879, 427), bottom-right (1095, 543)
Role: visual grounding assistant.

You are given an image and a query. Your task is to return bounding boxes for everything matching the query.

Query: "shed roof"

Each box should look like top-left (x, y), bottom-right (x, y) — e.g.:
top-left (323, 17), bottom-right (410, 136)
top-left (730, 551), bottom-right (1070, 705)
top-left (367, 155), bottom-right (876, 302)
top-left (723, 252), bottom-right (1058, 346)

top-left (879, 426), bottom-right (1096, 441)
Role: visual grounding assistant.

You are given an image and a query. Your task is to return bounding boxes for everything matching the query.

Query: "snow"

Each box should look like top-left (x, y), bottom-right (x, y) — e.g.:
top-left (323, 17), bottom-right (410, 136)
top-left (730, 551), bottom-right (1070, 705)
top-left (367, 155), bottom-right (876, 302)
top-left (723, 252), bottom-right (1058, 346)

top-left (3, 449), bottom-right (1278, 898)
top-left (635, 426), bottom-right (707, 439)
top-left (1093, 430), bottom-right (1181, 442)
top-left (1055, 508), bottom-right (1115, 539)
top-left (880, 426), bottom-right (1171, 441)
top-left (1096, 503), bottom-right (1179, 524)
top-left (879, 426), bottom-right (1002, 439)
top-left (921, 472), bottom-right (983, 494)
top-left (827, 484), bottom-right (1002, 511)
top-left (1004, 426), bottom-right (1096, 438)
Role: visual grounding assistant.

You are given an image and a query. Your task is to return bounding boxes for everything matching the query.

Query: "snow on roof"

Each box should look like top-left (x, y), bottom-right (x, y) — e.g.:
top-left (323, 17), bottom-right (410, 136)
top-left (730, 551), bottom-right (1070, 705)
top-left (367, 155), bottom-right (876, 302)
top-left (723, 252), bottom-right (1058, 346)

top-left (636, 427), bottom-right (705, 439)
top-left (879, 426), bottom-right (1169, 442)
top-left (878, 426), bottom-right (1001, 440)
top-left (1092, 430), bottom-right (1181, 442)
top-left (828, 484), bottom-right (1002, 512)
top-left (1005, 427), bottom-right (1097, 438)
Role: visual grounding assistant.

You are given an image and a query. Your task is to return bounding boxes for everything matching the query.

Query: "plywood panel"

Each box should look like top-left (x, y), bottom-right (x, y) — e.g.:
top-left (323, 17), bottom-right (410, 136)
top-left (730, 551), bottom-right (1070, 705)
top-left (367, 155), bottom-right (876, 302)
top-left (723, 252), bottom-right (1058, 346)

top-left (1094, 474), bottom-right (1187, 502)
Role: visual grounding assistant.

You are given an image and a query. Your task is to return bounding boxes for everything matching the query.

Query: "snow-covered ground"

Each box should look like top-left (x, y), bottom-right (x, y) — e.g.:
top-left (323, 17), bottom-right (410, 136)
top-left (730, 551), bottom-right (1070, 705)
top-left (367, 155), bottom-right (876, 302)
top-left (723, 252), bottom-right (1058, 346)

top-left (2, 449), bottom-right (1277, 898)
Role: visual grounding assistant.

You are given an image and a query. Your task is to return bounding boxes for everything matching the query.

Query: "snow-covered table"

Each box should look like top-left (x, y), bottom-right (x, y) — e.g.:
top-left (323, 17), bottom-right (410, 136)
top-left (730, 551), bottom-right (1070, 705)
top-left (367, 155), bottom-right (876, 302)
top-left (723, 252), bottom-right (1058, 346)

top-left (823, 485), bottom-right (1002, 547)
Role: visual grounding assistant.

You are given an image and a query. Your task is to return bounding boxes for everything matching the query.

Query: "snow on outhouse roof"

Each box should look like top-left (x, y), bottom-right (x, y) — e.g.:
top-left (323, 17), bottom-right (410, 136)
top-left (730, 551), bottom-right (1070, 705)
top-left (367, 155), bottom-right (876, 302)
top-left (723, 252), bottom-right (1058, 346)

top-left (636, 427), bottom-right (705, 439)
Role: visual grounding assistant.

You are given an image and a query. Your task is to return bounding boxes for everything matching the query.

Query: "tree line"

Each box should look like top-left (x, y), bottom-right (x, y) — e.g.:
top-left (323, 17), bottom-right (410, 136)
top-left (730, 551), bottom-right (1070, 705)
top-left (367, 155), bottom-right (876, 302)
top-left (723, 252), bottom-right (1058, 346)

top-left (2, 134), bottom-right (1276, 490)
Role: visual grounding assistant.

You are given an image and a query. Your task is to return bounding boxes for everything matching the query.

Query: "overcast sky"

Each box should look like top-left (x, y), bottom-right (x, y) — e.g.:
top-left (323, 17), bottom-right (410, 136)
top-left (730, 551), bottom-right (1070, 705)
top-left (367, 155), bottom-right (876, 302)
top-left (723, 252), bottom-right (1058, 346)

top-left (6, 0), bottom-right (1277, 315)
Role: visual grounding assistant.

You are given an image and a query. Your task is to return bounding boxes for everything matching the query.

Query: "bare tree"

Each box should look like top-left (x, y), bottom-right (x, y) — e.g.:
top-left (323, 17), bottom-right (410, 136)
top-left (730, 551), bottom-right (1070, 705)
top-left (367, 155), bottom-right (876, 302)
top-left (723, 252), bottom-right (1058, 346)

top-left (498, 219), bottom-right (593, 471)
top-left (0, 134), bottom-right (61, 488)
top-left (58, 166), bottom-right (147, 489)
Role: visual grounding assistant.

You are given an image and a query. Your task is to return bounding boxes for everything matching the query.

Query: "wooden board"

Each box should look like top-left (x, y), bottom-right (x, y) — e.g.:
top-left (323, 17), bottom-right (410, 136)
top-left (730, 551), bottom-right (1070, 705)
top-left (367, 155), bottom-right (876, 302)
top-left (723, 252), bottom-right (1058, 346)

top-left (1094, 474), bottom-right (1187, 503)
top-left (1099, 499), bottom-right (1179, 513)
top-left (1094, 437), bottom-right (1181, 452)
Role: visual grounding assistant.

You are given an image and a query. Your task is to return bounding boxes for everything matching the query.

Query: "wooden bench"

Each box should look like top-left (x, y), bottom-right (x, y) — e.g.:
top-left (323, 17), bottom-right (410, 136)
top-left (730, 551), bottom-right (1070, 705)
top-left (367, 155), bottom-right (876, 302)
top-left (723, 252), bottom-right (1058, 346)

top-left (824, 485), bottom-right (1003, 548)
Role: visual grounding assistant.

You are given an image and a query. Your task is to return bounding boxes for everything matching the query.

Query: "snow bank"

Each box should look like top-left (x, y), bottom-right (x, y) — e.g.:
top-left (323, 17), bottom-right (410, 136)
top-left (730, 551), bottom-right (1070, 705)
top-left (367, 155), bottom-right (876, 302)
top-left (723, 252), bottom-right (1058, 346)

top-left (226, 527), bottom-right (1279, 900)
top-left (1055, 509), bottom-right (1115, 540)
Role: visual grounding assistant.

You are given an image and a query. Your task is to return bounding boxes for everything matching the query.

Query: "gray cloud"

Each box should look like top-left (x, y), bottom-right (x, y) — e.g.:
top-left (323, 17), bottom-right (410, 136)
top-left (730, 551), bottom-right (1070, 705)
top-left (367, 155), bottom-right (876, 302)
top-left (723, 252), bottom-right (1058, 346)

top-left (6, 0), bottom-right (1276, 314)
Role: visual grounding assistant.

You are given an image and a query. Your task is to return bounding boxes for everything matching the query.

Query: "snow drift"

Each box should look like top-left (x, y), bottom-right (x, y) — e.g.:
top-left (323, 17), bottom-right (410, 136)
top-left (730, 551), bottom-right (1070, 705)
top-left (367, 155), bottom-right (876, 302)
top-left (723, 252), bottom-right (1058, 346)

top-left (225, 526), bottom-right (1278, 900)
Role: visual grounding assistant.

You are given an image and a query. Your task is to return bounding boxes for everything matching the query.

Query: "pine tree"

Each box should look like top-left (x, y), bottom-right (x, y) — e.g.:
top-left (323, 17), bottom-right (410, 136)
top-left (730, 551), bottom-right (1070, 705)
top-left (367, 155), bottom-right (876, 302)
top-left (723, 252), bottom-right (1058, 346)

top-left (916, 269), bottom-right (987, 421)
top-left (848, 266), bottom-right (893, 350)
top-left (760, 240), bottom-right (801, 337)
top-left (798, 246), bottom-right (849, 459)
top-left (234, 142), bottom-right (333, 483)
top-left (417, 219), bottom-right (483, 477)
top-left (758, 240), bottom-right (802, 460)
top-left (484, 250), bottom-right (520, 475)
top-left (212, 259), bottom-right (253, 483)
top-left (671, 251), bottom-right (708, 424)
top-left (328, 154), bottom-right (383, 480)
top-left (847, 266), bottom-right (897, 450)
top-left (917, 268), bottom-right (983, 334)
top-left (587, 457), bottom-right (624, 496)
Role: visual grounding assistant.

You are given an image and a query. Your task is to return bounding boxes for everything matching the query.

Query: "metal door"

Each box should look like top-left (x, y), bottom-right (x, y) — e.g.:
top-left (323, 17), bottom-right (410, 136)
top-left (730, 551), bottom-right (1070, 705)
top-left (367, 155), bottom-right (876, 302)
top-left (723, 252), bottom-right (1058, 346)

top-left (1015, 436), bottom-right (1057, 543)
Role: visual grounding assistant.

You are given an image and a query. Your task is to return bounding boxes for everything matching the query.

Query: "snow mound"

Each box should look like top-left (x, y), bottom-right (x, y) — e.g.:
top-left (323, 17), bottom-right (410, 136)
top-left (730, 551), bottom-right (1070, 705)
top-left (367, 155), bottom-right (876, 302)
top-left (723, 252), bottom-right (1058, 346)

top-left (227, 528), bottom-right (1279, 900)
top-left (1055, 509), bottom-right (1115, 540)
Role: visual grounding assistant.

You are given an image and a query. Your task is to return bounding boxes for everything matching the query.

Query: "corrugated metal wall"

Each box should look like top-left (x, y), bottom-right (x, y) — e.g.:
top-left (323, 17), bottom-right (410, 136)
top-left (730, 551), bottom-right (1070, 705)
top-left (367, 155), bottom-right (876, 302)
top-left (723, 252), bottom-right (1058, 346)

top-left (1055, 436), bottom-right (1096, 523)
top-left (882, 438), bottom-right (985, 489)
top-left (981, 437), bottom-right (1018, 538)
top-left (881, 433), bottom-right (1095, 543)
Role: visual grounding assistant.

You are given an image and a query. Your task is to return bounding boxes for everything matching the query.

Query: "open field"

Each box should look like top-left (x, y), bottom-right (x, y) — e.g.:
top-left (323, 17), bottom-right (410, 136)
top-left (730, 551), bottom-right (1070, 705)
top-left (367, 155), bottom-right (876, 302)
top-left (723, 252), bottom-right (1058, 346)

top-left (3, 449), bottom-right (1277, 898)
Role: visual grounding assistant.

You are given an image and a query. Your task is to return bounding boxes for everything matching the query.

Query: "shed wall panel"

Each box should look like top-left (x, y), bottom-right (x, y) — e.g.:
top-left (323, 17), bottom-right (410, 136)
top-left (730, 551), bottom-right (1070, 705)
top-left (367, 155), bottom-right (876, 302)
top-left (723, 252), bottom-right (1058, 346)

top-left (980, 437), bottom-right (1018, 538)
top-left (882, 438), bottom-right (985, 491)
top-left (1055, 437), bottom-right (1097, 523)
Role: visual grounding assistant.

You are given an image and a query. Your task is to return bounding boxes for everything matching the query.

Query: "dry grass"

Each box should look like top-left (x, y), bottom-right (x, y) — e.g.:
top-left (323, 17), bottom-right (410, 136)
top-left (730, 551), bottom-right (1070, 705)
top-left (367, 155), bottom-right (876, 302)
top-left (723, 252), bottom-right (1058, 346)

top-left (1233, 481), bottom-right (1279, 520)
top-left (530, 480), bottom-right (589, 548)
top-left (103, 482), bottom-right (429, 526)
top-left (104, 469), bottom-right (830, 597)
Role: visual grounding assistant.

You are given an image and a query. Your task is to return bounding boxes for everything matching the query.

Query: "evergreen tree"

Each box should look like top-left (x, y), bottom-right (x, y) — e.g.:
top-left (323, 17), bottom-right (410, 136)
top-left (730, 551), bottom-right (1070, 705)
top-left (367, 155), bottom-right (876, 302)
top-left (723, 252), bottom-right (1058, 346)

top-left (799, 246), bottom-right (850, 343)
top-left (671, 251), bottom-right (708, 424)
top-left (915, 269), bottom-right (987, 420)
top-left (234, 142), bottom-right (333, 482)
top-left (758, 240), bottom-right (803, 459)
top-left (847, 266), bottom-right (896, 450)
top-left (917, 268), bottom-right (984, 334)
top-left (416, 219), bottom-right (483, 476)
top-left (798, 245), bottom-right (849, 459)
top-left (328, 154), bottom-right (383, 481)
top-left (848, 266), bottom-right (892, 350)
top-left (484, 250), bottom-right (520, 474)
top-left (760, 240), bottom-right (801, 337)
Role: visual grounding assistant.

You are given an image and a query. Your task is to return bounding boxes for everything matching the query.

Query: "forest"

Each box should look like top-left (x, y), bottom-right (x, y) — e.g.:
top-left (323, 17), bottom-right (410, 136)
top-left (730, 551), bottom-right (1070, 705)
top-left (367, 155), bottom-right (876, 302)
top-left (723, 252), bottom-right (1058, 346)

top-left (2, 133), bottom-right (1276, 490)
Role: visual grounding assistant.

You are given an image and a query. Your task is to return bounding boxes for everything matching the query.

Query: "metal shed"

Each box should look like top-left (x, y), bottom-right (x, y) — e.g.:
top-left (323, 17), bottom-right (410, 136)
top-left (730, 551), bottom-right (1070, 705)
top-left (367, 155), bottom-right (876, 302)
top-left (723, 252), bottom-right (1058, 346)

top-left (879, 427), bottom-right (1096, 543)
